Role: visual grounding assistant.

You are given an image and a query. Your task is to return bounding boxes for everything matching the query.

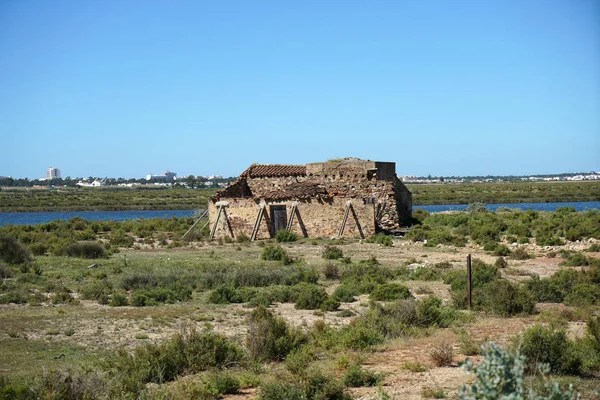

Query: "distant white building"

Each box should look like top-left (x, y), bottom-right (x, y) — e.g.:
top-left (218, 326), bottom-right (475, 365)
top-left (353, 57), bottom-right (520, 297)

top-left (46, 167), bottom-right (61, 180)
top-left (146, 170), bottom-right (177, 181)
top-left (76, 179), bottom-right (105, 187)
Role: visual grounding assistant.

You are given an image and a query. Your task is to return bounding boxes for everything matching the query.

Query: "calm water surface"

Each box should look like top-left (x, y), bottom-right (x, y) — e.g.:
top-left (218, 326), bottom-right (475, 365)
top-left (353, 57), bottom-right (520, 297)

top-left (0, 202), bottom-right (599, 226)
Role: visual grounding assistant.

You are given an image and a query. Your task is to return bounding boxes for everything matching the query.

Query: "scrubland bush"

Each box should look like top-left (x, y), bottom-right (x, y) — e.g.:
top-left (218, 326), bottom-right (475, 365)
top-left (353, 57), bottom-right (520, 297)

top-left (342, 364), bottom-right (382, 387)
top-left (509, 247), bottom-right (533, 260)
top-left (293, 283), bottom-right (328, 310)
top-left (430, 342), bottom-right (454, 367)
top-left (526, 263), bottom-right (600, 307)
top-left (320, 297), bottom-right (340, 312)
top-left (246, 306), bottom-right (306, 362)
top-left (236, 232), bottom-right (250, 243)
top-left (110, 231), bottom-right (134, 247)
top-left (492, 244), bottom-right (511, 256)
top-left (64, 241), bottom-right (107, 259)
top-left (460, 342), bottom-right (579, 400)
top-left (259, 368), bottom-right (350, 400)
top-left (322, 245), bottom-right (344, 260)
top-left (261, 245), bottom-right (292, 264)
top-left (445, 259), bottom-right (535, 315)
top-left (331, 284), bottom-right (357, 303)
top-left (370, 283), bottom-right (412, 301)
top-left (519, 325), bottom-right (582, 375)
top-left (494, 256), bottom-right (508, 268)
top-left (366, 233), bottom-right (393, 246)
top-left (0, 234), bottom-right (32, 265)
top-left (104, 327), bottom-right (244, 394)
top-left (586, 243), bottom-right (600, 252)
top-left (323, 262), bottom-right (339, 279)
top-left (275, 229), bottom-right (297, 243)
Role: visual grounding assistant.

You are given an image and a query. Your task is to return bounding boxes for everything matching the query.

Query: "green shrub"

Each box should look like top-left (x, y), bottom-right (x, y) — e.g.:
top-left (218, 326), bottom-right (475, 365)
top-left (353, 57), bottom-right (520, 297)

top-left (275, 229), bottom-right (297, 243)
top-left (460, 342), bottom-right (579, 400)
top-left (320, 297), bottom-right (340, 312)
top-left (560, 253), bottom-right (589, 267)
top-left (509, 247), bottom-right (532, 260)
top-left (480, 280), bottom-right (535, 316)
top-left (331, 284), bottom-right (357, 303)
top-left (370, 283), bottom-right (412, 301)
top-left (0, 234), bottom-right (31, 265)
top-left (323, 262), bottom-right (339, 280)
top-left (246, 306), bottom-right (306, 362)
top-left (322, 245), bottom-right (344, 260)
top-left (492, 244), bottom-right (511, 257)
top-left (483, 242), bottom-right (498, 252)
top-left (109, 231), bottom-right (134, 248)
top-left (105, 327), bottom-right (244, 394)
top-left (563, 283), bottom-right (600, 307)
top-left (259, 368), bottom-right (350, 400)
top-left (80, 281), bottom-right (114, 301)
top-left (293, 283), bottom-right (328, 310)
top-left (236, 232), bottom-right (250, 243)
top-left (417, 296), bottom-right (457, 328)
top-left (494, 256), bottom-right (508, 268)
top-left (525, 275), bottom-right (563, 303)
top-left (586, 243), bottom-right (600, 252)
top-left (64, 241), bottom-right (107, 259)
top-left (261, 245), bottom-right (290, 263)
top-left (366, 233), bottom-right (393, 247)
top-left (109, 293), bottom-right (128, 307)
top-left (422, 387), bottom-right (446, 399)
top-left (342, 364), bottom-right (382, 387)
top-left (519, 325), bottom-right (582, 375)
top-left (208, 285), bottom-right (238, 304)
top-left (52, 291), bottom-right (77, 304)
top-left (410, 266), bottom-right (440, 281)
top-left (285, 346), bottom-right (316, 376)
top-left (0, 263), bottom-right (12, 279)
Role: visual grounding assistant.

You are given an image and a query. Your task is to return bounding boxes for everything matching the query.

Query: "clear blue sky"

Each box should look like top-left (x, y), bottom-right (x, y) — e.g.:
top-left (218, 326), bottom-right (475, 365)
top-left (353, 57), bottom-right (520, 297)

top-left (1, 0), bottom-right (598, 179)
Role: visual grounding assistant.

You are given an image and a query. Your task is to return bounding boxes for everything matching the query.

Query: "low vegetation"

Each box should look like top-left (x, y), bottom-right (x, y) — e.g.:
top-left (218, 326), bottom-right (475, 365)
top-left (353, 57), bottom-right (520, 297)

top-left (1, 207), bottom-right (599, 398)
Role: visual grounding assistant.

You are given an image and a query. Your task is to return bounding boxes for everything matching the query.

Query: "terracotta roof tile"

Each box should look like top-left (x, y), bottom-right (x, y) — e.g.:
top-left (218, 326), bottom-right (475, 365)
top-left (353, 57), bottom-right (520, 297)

top-left (242, 164), bottom-right (306, 178)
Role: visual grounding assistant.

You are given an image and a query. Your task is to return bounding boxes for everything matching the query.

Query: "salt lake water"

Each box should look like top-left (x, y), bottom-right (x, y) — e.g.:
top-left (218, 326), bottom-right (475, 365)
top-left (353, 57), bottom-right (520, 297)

top-left (0, 201), bottom-right (599, 226)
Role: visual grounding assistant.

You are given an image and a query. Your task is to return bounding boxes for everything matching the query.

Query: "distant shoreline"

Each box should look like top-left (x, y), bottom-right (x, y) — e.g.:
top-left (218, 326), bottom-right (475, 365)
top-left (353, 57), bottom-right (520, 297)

top-left (0, 181), bottom-right (599, 213)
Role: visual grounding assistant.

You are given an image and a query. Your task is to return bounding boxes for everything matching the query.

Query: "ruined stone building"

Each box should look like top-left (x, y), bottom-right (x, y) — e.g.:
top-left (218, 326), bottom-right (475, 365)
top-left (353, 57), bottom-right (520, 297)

top-left (208, 158), bottom-right (412, 240)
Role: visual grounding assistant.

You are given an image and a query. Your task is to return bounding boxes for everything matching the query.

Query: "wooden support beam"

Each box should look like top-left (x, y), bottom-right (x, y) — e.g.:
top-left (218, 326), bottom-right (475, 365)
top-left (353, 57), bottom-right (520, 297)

top-left (349, 204), bottom-right (365, 239)
top-left (210, 206), bottom-right (223, 240)
top-left (295, 207), bottom-right (308, 238)
top-left (286, 203), bottom-right (297, 231)
top-left (222, 207), bottom-right (234, 239)
top-left (250, 205), bottom-right (266, 241)
top-left (338, 201), bottom-right (352, 238)
top-left (181, 210), bottom-right (209, 240)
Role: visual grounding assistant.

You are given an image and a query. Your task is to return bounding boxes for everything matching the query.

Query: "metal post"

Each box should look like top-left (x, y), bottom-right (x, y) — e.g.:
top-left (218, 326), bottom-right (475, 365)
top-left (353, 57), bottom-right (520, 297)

top-left (467, 254), bottom-right (472, 311)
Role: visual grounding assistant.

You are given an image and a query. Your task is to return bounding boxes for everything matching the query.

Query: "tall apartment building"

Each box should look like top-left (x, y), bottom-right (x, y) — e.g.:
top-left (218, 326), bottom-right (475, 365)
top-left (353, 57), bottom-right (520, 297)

top-left (46, 167), bottom-right (61, 180)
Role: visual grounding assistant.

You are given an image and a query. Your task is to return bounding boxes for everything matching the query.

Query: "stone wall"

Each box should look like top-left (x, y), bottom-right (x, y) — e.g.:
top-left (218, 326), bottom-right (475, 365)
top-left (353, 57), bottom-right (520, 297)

top-left (209, 158), bottom-right (412, 239)
top-left (209, 198), bottom-right (376, 239)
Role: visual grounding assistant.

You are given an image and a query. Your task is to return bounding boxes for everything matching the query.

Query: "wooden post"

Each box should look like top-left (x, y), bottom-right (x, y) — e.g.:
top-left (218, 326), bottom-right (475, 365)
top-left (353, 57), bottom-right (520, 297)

top-left (467, 254), bottom-right (472, 311)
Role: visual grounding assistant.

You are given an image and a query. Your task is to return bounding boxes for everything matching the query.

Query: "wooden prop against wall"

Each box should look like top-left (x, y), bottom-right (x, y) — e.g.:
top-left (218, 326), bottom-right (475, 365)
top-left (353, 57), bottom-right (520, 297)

top-left (250, 204), bottom-right (266, 241)
top-left (181, 210), bottom-right (209, 240)
top-left (338, 201), bottom-right (365, 239)
top-left (286, 202), bottom-right (308, 238)
top-left (210, 203), bottom-right (234, 240)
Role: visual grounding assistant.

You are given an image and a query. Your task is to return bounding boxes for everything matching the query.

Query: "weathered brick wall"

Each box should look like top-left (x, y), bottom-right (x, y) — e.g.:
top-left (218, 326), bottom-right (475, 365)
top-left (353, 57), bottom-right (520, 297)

top-left (209, 198), bottom-right (376, 239)
top-left (209, 159), bottom-right (412, 239)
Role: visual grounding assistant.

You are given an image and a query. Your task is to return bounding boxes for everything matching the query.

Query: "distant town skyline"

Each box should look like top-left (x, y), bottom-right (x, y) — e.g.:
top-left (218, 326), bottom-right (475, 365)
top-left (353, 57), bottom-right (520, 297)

top-left (1, 1), bottom-right (598, 179)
